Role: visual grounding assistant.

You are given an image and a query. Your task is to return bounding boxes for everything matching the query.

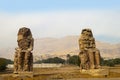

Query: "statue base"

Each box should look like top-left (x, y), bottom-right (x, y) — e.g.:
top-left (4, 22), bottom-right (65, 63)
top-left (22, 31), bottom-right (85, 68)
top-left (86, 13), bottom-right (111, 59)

top-left (80, 69), bottom-right (109, 76)
top-left (12, 72), bottom-right (33, 78)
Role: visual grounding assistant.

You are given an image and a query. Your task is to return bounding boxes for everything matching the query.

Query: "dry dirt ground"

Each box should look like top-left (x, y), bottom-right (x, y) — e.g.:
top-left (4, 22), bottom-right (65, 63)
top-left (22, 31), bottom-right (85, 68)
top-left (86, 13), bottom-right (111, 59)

top-left (0, 65), bottom-right (120, 80)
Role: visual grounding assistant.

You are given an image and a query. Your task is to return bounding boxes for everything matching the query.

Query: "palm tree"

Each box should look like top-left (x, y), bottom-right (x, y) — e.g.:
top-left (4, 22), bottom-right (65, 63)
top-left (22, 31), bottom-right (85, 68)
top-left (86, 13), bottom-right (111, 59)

top-left (66, 54), bottom-right (71, 64)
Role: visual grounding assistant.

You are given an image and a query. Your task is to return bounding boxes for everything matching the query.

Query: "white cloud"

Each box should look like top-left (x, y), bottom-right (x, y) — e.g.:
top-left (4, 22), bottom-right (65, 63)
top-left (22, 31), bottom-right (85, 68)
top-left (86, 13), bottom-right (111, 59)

top-left (0, 10), bottom-right (120, 48)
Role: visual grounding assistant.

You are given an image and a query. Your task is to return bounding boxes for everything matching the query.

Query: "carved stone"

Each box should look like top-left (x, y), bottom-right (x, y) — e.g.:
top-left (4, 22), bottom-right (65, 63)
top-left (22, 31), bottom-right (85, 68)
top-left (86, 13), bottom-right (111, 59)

top-left (14, 27), bottom-right (34, 73)
top-left (79, 28), bottom-right (101, 70)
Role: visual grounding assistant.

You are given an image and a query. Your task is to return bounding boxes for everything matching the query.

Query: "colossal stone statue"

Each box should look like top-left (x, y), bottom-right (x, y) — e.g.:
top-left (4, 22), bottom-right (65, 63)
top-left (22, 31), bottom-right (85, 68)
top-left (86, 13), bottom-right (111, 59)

top-left (79, 28), bottom-right (101, 70)
top-left (14, 27), bottom-right (34, 73)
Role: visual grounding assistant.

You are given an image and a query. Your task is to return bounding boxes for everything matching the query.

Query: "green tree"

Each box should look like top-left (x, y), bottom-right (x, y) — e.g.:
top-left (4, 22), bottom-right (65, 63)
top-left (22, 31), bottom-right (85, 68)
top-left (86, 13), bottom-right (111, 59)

top-left (100, 57), bottom-right (105, 66)
top-left (113, 58), bottom-right (120, 65)
top-left (68, 55), bottom-right (80, 66)
top-left (66, 54), bottom-right (71, 64)
top-left (35, 57), bottom-right (65, 64)
top-left (107, 59), bottom-right (115, 67)
top-left (102, 59), bottom-right (115, 67)
top-left (0, 58), bottom-right (7, 71)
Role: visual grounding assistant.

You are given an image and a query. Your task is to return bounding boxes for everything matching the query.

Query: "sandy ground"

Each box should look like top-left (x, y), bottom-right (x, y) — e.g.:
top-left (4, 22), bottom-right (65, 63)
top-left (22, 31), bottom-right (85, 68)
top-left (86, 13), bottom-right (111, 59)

top-left (0, 65), bottom-right (120, 80)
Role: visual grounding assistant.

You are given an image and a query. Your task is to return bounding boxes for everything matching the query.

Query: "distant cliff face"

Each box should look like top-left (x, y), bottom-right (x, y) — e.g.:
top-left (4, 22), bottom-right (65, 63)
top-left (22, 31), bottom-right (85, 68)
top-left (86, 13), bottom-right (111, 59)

top-left (0, 36), bottom-right (120, 60)
top-left (33, 36), bottom-right (120, 60)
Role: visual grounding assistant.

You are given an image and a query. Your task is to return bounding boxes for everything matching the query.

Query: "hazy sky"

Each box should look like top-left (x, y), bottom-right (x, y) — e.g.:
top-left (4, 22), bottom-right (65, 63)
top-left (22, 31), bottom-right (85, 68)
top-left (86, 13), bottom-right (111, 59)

top-left (0, 0), bottom-right (120, 48)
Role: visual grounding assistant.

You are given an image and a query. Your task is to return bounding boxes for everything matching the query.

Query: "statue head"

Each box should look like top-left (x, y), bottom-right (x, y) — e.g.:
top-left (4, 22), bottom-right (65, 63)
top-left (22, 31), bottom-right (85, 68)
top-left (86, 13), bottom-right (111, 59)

top-left (17, 27), bottom-right (33, 50)
top-left (17, 27), bottom-right (32, 41)
top-left (79, 28), bottom-right (95, 50)
top-left (81, 28), bottom-right (93, 37)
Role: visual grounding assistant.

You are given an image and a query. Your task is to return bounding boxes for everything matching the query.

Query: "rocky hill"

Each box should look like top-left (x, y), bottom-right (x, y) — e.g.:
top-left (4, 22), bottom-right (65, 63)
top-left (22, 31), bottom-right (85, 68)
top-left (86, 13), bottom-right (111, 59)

top-left (0, 36), bottom-right (120, 60)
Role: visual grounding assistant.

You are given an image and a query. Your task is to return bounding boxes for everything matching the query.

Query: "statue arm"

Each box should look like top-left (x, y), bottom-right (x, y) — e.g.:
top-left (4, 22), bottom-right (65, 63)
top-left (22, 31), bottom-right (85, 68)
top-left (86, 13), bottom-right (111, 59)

top-left (79, 38), bottom-right (84, 50)
top-left (27, 38), bottom-right (34, 51)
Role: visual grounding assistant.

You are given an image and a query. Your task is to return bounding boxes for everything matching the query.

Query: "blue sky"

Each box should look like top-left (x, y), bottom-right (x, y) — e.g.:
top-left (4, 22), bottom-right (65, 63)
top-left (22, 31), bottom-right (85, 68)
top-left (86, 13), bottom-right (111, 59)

top-left (0, 0), bottom-right (120, 48)
top-left (0, 0), bottom-right (119, 12)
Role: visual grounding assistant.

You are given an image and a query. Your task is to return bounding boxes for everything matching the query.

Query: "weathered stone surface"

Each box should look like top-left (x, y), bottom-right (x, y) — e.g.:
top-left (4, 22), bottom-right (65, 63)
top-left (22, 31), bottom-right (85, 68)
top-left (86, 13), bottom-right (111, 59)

top-left (14, 27), bottom-right (34, 73)
top-left (80, 69), bottom-right (109, 76)
top-left (79, 28), bottom-right (101, 70)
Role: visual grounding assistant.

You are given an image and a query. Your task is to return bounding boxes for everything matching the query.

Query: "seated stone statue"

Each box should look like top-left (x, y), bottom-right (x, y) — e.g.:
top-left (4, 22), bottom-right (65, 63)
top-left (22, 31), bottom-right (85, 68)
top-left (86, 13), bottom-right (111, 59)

top-left (79, 28), bottom-right (101, 70)
top-left (14, 27), bottom-right (34, 73)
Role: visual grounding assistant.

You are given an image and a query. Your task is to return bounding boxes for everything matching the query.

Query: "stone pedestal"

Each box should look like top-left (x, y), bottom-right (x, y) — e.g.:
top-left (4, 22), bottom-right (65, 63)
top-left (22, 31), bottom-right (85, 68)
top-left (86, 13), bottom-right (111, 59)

top-left (80, 69), bottom-right (109, 76)
top-left (12, 72), bottom-right (33, 79)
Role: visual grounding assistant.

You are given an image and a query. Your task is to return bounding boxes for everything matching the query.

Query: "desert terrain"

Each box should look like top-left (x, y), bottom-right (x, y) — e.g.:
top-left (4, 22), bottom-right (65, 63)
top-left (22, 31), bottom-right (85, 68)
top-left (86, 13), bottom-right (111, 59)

top-left (0, 65), bottom-right (120, 80)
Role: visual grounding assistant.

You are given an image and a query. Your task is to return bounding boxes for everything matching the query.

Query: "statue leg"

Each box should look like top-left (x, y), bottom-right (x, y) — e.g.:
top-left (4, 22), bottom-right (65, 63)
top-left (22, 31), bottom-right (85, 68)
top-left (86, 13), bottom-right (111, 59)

top-left (18, 52), bottom-right (25, 72)
top-left (79, 51), bottom-right (90, 70)
top-left (29, 53), bottom-right (33, 71)
top-left (95, 50), bottom-right (101, 69)
top-left (14, 51), bottom-right (18, 73)
top-left (79, 52), bottom-right (83, 70)
top-left (79, 51), bottom-right (85, 70)
top-left (88, 50), bottom-right (95, 69)
top-left (24, 52), bottom-right (30, 71)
